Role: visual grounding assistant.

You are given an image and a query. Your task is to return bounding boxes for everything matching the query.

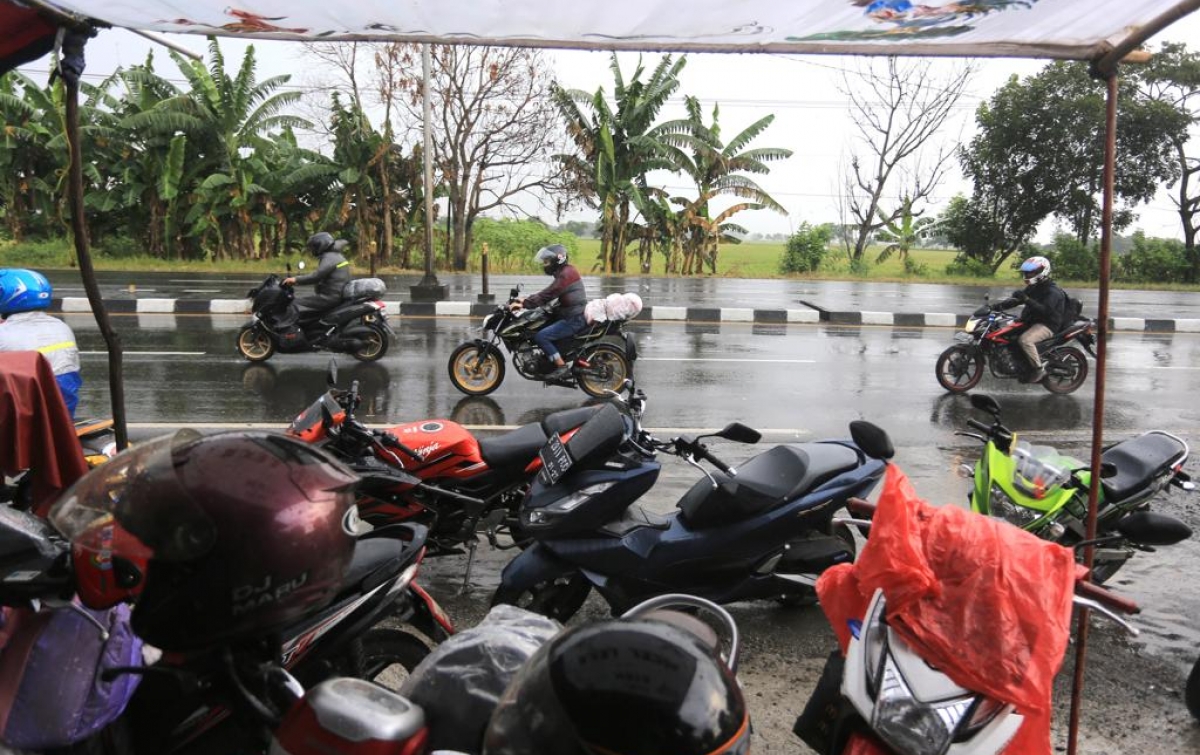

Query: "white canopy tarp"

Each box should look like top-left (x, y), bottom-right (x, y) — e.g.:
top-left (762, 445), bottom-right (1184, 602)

top-left (31, 0), bottom-right (1200, 61)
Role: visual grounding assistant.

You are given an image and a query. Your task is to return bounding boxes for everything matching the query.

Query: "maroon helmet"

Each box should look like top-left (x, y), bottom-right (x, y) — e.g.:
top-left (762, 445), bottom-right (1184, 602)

top-left (51, 430), bottom-right (359, 652)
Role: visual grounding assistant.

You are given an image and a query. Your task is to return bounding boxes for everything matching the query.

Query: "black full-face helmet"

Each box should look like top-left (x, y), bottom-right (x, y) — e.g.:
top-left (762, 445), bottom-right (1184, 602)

top-left (483, 618), bottom-right (750, 755)
top-left (307, 232), bottom-right (336, 256)
top-left (534, 244), bottom-right (568, 275)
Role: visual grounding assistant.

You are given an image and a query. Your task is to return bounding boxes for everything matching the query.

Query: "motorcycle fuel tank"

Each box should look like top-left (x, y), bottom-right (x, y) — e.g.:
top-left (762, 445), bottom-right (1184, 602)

top-left (381, 419), bottom-right (482, 476)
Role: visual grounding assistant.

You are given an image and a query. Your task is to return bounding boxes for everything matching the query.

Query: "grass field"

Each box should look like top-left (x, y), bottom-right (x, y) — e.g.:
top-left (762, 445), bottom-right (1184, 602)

top-left (6, 237), bottom-right (1199, 290)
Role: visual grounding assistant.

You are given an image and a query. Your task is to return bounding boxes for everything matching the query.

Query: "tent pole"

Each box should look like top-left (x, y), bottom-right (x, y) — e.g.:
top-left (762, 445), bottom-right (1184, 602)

top-left (64, 72), bottom-right (129, 450)
top-left (1066, 66), bottom-right (1117, 755)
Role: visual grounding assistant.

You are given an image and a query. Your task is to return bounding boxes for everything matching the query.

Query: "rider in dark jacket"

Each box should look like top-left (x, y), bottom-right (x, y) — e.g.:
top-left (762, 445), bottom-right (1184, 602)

top-left (284, 233), bottom-right (352, 317)
top-left (512, 244), bottom-right (587, 382)
top-left (1004, 255), bottom-right (1068, 383)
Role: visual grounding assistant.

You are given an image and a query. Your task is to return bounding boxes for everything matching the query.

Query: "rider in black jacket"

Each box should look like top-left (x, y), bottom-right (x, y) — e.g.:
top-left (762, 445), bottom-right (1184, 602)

top-left (1004, 255), bottom-right (1068, 383)
top-left (284, 232), bottom-right (352, 317)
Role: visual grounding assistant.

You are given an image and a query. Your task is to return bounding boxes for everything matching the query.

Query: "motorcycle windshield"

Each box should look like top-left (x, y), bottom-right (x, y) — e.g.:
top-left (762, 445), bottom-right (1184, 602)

top-left (289, 392), bottom-right (344, 440)
top-left (1009, 441), bottom-right (1073, 500)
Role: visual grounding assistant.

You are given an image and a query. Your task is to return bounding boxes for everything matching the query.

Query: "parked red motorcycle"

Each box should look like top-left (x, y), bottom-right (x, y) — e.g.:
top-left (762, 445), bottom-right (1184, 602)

top-left (286, 363), bottom-right (601, 580)
top-left (935, 295), bottom-right (1096, 394)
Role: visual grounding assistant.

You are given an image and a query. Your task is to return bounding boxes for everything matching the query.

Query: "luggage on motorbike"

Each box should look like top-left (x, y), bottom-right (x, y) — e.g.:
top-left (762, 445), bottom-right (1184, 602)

top-left (343, 277), bottom-right (387, 300)
top-left (397, 604), bottom-right (560, 753)
top-left (584, 292), bottom-right (643, 324)
top-left (276, 324), bottom-right (310, 352)
top-left (0, 602), bottom-right (143, 749)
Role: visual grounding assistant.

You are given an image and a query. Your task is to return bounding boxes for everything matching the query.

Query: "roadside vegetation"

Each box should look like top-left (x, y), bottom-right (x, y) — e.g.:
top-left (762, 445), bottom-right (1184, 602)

top-left (4, 41), bottom-right (1200, 287)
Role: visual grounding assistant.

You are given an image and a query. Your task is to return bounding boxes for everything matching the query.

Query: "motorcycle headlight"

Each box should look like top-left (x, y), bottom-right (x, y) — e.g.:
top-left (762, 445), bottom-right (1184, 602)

top-left (859, 596), bottom-right (982, 755)
top-left (963, 317), bottom-right (980, 334)
top-left (523, 482), bottom-right (616, 527)
top-left (989, 484), bottom-right (1040, 529)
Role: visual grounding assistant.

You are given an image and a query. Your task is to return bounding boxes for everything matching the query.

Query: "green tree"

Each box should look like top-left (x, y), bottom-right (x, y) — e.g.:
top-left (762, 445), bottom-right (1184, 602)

top-left (1134, 42), bottom-right (1200, 281)
top-left (959, 61), bottom-right (1188, 270)
top-left (874, 196), bottom-right (934, 264)
top-left (166, 40), bottom-right (309, 259)
top-left (661, 97), bottom-right (791, 274)
top-left (553, 54), bottom-right (687, 272)
top-left (0, 72), bottom-right (66, 240)
top-left (780, 223), bottom-right (833, 274)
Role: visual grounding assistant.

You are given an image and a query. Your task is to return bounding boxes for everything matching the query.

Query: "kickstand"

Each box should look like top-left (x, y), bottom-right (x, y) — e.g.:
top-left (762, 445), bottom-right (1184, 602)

top-left (457, 539), bottom-right (478, 596)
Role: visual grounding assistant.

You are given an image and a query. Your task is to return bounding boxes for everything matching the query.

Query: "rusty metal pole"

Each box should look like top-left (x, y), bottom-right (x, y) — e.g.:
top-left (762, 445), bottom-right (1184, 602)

top-left (64, 64), bottom-right (129, 450)
top-left (1066, 67), bottom-right (1118, 755)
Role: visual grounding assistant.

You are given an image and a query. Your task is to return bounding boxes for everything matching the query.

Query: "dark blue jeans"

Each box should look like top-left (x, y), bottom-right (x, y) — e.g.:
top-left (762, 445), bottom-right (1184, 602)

top-left (534, 314), bottom-right (586, 363)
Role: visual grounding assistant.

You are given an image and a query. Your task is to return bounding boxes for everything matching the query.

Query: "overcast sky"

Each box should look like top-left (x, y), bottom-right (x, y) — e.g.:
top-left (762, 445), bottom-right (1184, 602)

top-left (17, 11), bottom-right (1200, 241)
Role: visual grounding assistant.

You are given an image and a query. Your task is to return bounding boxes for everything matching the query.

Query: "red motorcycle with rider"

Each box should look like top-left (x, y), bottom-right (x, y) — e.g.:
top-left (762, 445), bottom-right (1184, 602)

top-left (935, 256), bottom-right (1096, 395)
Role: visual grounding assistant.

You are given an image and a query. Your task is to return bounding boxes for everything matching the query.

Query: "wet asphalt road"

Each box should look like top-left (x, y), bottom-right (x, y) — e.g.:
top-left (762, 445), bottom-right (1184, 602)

top-left (65, 312), bottom-right (1200, 673)
top-left (42, 269), bottom-right (1200, 319)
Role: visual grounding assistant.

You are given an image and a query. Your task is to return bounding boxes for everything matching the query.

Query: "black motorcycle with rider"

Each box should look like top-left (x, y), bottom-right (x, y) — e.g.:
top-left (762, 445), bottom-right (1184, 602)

top-left (236, 232), bottom-right (393, 362)
top-left (935, 255), bottom-right (1096, 394)
top-left (447, 244), bottom-right (638, 398)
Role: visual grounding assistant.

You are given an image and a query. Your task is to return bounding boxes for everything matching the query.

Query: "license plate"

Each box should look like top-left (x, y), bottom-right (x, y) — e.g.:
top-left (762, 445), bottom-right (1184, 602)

top-left (538, 433), bottom-right (573, 485)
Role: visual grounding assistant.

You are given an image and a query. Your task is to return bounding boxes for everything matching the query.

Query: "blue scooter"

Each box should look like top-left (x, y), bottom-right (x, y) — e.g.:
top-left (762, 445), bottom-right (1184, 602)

top-left (491, 385), bottom-right (894, 621)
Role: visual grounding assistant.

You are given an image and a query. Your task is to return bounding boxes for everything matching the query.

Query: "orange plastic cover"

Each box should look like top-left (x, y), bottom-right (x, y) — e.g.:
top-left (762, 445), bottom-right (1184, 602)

top-left (817, 466), bottom-right (1077, 755)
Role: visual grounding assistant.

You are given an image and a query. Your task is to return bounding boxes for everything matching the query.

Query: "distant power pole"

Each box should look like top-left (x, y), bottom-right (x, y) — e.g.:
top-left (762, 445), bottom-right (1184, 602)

top-left (411, 43), bottom-right (446, 302)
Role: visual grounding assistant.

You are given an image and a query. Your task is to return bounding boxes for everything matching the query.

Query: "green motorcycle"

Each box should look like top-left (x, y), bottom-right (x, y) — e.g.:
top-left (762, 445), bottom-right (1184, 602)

top-left (958, 393), bottom-right (1194, 583)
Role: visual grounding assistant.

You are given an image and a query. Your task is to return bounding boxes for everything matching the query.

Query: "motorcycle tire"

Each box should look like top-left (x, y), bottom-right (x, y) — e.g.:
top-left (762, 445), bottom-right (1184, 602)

top-left (577, 344), bottom-right (631, 398)
top-left (448, 343), bottom-right (506, 396)
top-left (351, 324), bottom-right (390, 362)
top-left (236, 324), bottom-right (275, 362)
top-left (491, 572), bottom-right (592, 623)
top-left (334, 627), bottom-right (431, 692)
top-left (935, 344), bottom-right (983, 393)
top-left (1042, 345), bottom-right (1088, 394)
top-left (1187, 655), bottom-right (1200, 721)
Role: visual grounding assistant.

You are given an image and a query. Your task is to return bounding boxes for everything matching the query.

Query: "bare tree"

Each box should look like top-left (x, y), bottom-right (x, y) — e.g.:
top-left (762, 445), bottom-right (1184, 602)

top-left (382, 44), bottom-right (578, 270)
top-left (839, 57), bottom-right (973, 263)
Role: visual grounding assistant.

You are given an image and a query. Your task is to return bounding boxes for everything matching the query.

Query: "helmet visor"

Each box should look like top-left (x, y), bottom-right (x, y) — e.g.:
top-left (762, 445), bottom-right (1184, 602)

top-left (50, 429), bottom-right (217, 562)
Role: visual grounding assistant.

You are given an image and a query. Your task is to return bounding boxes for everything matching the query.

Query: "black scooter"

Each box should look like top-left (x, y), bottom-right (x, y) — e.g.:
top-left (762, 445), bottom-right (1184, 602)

top-left (491, 384), bottom-right (894, 621)
top-left (236, 264), bottom-right (392, 363)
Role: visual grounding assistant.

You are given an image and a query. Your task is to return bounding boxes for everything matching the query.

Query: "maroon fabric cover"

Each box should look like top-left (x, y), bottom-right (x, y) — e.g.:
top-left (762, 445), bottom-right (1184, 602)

top-left (0, 351), bottom-right (89, 516)
top-left (0, 2), bottom-right (57, 75)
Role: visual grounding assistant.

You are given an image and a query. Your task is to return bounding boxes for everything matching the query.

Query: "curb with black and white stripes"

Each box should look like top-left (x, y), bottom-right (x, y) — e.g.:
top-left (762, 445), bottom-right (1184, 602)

top-left (48, 298), bottom-right (1200, 332)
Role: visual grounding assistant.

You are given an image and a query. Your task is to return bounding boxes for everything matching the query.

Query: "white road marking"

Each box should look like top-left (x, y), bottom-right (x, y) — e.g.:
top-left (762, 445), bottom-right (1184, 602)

top-left (638, 357), bottom-right (817, 364)
top-left (81, 351), bottom-right (206, 356)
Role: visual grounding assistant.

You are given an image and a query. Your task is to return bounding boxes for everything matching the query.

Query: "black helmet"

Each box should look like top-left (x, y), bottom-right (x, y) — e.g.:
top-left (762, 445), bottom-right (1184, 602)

top-left (307, 232), bottom-right (336, 256)
top-left (534, 244), bottom-right (568, 274)
top-left (483, 618), bottom-right (749, 755)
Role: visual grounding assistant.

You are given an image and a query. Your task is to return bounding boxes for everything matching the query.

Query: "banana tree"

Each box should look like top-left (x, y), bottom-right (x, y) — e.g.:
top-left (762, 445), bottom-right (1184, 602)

top-left (874, 196), bottom-right (934, 264)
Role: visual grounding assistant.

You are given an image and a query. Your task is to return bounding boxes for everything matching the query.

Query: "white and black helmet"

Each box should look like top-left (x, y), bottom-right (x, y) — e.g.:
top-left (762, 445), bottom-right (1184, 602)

top-left (1020, 255), bottom-right (1051, 285)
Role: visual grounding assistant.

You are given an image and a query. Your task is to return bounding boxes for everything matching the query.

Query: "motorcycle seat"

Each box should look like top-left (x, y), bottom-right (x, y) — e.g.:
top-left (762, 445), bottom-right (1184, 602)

top-left (600, 504), bottom-right (671, 537)
top-left (541, 405), bottom-right (603, 436)
top-left (478, 423), bottom-right (548, 471)
top-left (1100, 431), bottom-right (1187, 504)
top-left (679, 443), bottom-right (861, 528)
top-left (336, 536), bottom-right (406, 596)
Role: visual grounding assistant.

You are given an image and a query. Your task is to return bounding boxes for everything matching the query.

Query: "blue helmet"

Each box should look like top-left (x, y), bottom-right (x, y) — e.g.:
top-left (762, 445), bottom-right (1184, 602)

top-left (0, 269), bottom-right (53, 316)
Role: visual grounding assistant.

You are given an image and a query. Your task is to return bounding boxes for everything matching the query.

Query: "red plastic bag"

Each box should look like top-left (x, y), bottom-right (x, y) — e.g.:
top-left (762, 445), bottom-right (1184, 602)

top-left (817, 466), bottom-right (1077, 755)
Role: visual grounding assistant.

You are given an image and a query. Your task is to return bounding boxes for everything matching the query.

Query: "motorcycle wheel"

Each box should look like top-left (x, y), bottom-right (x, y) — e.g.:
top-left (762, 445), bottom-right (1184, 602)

top-left (577, 344), bottom-right (631, 398)
top-left (448, 343), bottom-right (506, 396)
top-left (236, 324), bottom-right (275, 362)
top-left (776, 521), bottom-right (857, 607)
top-left (334, 627), bottom-right (430, 691)
top-left (352, 324), bottom-right (390, 362)
top-left (491, 573), bottom-right (591, 623)
top-left (1187, 655), bottom-right (1200, 721)
top-left (1042, 346), bottom-right (1088, 394)
top-left (935, 344), bottom-right (983, 393)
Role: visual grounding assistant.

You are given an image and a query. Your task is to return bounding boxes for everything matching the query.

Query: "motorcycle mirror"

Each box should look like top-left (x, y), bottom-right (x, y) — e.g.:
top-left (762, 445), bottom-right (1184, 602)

top-left (714, 422), bottom-right (761, 444)
top-left (1115, 510), bottom-right (1193, 546)
top-left (326, 359), bottom-right (339, 388)
top-left (970, 393), bottom-right (1002, 417)
top-left (509, 286), bottom-right (520, 298)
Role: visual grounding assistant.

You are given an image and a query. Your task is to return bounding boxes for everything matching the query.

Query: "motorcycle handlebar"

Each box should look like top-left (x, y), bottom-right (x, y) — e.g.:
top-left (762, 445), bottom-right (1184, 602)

top-left (966, 419), bottom-right (992, 434)
top-left (378, 431), bottom-right (424, 461)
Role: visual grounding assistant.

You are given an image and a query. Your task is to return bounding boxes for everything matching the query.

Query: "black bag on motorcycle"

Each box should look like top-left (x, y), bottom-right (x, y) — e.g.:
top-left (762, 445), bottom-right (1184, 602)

top-left (276, 324), bottom-right (310, 352)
